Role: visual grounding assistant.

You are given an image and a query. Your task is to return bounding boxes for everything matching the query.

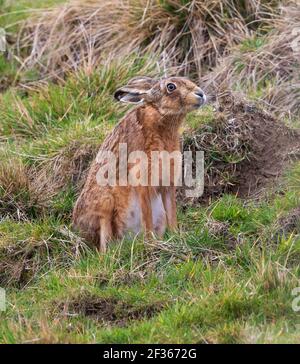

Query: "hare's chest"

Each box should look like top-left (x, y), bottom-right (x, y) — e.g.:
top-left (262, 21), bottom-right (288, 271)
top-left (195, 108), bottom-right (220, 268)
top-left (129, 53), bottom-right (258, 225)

top-left (125, 192), bottom-right (166, 235)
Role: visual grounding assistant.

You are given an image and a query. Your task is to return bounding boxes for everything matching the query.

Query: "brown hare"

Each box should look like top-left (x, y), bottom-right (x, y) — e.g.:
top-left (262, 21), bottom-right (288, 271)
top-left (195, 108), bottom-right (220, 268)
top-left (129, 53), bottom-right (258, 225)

top-left (72, 76), bottom-right (206, 251)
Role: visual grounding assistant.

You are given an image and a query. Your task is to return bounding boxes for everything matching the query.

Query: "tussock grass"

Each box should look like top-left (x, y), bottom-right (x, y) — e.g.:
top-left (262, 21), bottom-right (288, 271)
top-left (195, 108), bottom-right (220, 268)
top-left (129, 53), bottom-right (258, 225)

top-left (0, 153), bottom-right (42, 220)
top-left (18, 0), bottom-right (280, 80)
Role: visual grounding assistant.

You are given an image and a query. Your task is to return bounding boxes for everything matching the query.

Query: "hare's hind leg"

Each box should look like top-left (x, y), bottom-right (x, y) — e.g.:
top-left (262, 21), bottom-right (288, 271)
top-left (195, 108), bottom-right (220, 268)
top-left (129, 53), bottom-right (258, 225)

top-left (98, 193), bottom-right (115, 252)
top-left (99, 216), bottom-right (112, 253)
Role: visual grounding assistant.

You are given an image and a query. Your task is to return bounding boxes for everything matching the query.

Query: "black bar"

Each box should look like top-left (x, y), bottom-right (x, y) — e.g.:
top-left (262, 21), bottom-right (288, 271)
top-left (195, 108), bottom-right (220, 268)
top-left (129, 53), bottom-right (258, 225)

top-left (0, 344), bottom-right (299, 362)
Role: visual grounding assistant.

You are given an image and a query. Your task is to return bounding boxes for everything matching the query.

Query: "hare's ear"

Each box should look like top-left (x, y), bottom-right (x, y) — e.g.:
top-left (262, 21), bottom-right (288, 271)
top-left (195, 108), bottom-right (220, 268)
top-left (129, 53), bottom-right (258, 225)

top-left (114, 87), bottom-right (146, 104)
top-left (114, 76), bottom-right (156, 104)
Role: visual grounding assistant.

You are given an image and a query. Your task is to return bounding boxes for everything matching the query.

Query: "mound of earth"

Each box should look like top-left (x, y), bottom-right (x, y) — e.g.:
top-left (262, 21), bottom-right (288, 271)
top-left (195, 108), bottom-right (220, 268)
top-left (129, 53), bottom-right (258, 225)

top-left (180, 91), bottom-right (300, 205)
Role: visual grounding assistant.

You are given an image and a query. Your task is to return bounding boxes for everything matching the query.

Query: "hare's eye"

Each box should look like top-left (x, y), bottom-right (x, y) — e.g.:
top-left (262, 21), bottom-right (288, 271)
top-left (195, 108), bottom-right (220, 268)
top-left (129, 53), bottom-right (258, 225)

top-left (167, 83), bottom-right (176, 92)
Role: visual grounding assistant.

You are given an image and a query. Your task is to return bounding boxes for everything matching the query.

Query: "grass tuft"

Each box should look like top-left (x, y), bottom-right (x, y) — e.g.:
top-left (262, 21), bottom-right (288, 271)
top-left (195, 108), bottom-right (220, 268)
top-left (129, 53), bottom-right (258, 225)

top-left (18, 0), bottom-right (280, 80)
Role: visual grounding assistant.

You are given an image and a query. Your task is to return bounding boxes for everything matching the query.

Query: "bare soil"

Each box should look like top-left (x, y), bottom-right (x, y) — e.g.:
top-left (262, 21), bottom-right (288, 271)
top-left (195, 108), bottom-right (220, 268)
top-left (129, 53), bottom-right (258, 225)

top-left (59, 295), bottom-right (165, 327)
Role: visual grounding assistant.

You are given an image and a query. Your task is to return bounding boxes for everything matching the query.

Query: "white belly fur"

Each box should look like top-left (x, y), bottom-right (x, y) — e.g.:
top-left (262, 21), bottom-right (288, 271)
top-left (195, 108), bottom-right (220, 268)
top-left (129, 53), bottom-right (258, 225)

top-left (125, 193), bottom-right (141, 234)
top-left (125, 192), bottom-right (166, 235)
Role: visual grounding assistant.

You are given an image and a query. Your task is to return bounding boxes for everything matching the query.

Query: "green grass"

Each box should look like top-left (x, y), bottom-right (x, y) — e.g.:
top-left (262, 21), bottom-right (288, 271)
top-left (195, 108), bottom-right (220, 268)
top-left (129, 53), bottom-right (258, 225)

top-left (0, 0), bottom-right (300, 344)
top-left (1, 218), bottom-right (300, 343)
top-left (0, 0), bottom-right (66, 29)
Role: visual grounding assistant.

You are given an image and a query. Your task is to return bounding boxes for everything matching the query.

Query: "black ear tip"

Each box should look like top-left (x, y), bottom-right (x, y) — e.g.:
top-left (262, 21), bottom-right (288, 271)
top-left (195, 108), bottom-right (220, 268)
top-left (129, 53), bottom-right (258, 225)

top-left (114, 90), bottom-right (123, 101)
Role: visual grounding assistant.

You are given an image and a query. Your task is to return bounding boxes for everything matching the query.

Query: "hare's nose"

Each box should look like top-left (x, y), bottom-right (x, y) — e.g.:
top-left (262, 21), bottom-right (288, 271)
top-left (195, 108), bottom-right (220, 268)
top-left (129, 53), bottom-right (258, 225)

top-left (195, 90), bottom-right (204, 98)
top-left (194, 88), bottom-right (206, 104)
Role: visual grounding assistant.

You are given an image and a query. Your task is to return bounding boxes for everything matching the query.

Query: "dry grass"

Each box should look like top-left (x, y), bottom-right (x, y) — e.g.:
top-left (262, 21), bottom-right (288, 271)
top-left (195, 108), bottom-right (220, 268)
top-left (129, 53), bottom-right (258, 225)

top-left (18, 0), bottom-right (280, 80)
top-left (202, 4), bottom-right (300, 118)
top-left (0, 154), bottom-right (41, 220)
top-left (0, 142), bottom-right (96, 220)
top-left (0, 137), bottom-right (98, 220)
top-left (31, 138), bottom-right (98, 205)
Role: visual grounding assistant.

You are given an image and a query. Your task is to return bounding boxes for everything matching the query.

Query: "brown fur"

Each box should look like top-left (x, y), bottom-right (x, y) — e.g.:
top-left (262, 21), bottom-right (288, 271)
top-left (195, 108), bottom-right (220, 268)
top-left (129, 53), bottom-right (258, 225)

top-left (72, 76), bottom-right (206, 251)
